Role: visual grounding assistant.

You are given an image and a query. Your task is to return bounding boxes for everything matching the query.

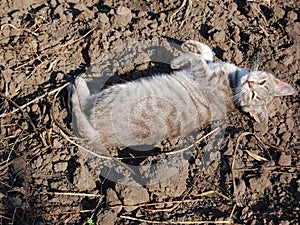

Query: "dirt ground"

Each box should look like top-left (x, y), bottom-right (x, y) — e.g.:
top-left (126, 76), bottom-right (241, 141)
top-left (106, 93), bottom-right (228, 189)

top-left (0, 0), bottom-right (299, 224)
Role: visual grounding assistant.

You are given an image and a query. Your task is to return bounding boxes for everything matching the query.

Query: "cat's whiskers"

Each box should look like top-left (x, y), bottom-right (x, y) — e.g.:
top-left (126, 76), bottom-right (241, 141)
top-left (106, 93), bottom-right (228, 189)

top-left (232, 86), bottom-right (247, 104)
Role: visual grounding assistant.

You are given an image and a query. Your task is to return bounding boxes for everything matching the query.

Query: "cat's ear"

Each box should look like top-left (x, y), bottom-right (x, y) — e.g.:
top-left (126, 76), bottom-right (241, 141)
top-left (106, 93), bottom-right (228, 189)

top-left (273, 78), bottom-right (295, 96)
top-left (249, 107), bottom-right (268, 125)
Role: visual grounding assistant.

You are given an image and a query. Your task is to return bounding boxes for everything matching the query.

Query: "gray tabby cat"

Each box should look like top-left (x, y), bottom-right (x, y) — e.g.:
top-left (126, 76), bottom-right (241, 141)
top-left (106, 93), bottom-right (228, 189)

top-left (69, 40), bottom-right (295, 155)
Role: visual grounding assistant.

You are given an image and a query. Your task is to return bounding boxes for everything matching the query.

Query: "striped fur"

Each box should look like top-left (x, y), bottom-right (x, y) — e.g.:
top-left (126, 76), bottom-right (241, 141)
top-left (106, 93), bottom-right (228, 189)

top-left (70, 40), bottom-right (295, 154)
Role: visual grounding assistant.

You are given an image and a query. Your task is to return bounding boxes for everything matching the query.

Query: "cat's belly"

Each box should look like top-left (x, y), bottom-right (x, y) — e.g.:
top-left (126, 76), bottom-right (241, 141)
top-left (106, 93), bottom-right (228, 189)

top-left (92, 77), bottom-right (211, 149)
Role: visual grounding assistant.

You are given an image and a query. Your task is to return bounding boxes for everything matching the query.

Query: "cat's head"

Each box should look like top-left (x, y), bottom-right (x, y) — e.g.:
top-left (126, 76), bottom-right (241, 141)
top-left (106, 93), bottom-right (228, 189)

top-left (235, 71), bottom-right (295, 125)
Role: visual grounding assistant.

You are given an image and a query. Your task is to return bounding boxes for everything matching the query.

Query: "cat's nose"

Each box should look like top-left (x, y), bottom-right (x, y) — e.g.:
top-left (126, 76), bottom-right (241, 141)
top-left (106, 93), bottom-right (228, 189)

top-left (247, 80), bottom-right (257, 90)
top-left (247, 81), bottom-right (254, 88)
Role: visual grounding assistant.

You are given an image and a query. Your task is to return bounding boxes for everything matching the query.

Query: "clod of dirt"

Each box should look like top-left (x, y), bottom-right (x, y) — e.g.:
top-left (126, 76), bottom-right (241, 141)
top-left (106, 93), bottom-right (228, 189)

top-left (278, 153), bottom-right (291, 166)
top-left (213, 30), bottom-right (226, 43)
top-left (249, 176), bottom-right (272, 194)
top-left (53, 162), bottom-right (68, 172)
top-left (73, 166), bottom-right (96, 191)
top-left (73, 3), bottom-right (94, 20)
top-left (106, 188), bottom-right (122, 207)
top-left (115, 180), bottom-right (149, 211)
top-left (96, 209), bottom-right (119, 225)
top-left (144, 156), bottom-right (188, 201)
top-left (97, 13), bottom-right (110, 26)
top-left (111, 6), bottom-right (132, 27)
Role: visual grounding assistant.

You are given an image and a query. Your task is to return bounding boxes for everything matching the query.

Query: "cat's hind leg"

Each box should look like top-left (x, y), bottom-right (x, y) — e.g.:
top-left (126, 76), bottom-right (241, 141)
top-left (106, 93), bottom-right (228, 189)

top-left (181, 40), bottom-right (214, 62)
top-left (74, 77), bottom-right (91, 111)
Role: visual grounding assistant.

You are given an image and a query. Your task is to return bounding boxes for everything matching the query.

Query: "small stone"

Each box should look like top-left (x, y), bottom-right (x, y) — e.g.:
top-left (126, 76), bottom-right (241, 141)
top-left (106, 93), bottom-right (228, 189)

top-left (73, 2), bottom-right (88, 11)
top-left (195, 158), bottom-right (201, 166)
top-left (234, 49), bottom-right (243, 64)
top-left (273, 6), bottom-right (285, 19)
top-left (287, 11), bottom-right (297, 21)
top-left (1, 26), bottom-right (11, 40)
top-left (228, 2), bottom-right (238, 12)
top-left (278, 153), bottom-right (291, 166)
top-left (34, 156), bottom-right (43, 168)
top-left (115, 181), bottom-right (149, 211)
top-left (73, 166), bottom-right (96, 191)
top-left (96, 209), bottom-right (118, 225)
top-left (149, 22), bottom-right (158, 29)
top-left (213, 30), bottom-right (226, 42)
top-left (11, 197), bottom-right (23, 207)
top-left (135, 63), bottom-right (148, 71)
top-left (106, 188), bottom-right (121, 206)
top-left (138, 11), bottom-right (147, 17)
top-left (250, 176), bottom-right (272, 193)
top-left (279, 174), bottom-right (293, 184)
top-left (116, 6), bottom-right (131, 16)
top-left (53, 162), bottom-right (68, 172)
top-left (281, 132), bottom-right (291, 142)
top-left (282, 55), bottom-right (293, 67)
top-left (111, 9), bottom-right (132, 27)
top-left (53, 139), bottom-right (63, 148)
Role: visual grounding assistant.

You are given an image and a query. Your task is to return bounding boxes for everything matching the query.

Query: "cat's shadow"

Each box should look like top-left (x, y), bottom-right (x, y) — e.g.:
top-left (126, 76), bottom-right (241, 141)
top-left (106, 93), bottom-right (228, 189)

top-left (95, 61), bottom-right (174, 91)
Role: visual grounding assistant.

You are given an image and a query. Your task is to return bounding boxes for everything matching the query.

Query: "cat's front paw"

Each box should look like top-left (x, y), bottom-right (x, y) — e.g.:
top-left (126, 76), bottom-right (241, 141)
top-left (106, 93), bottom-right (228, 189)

top-left (182, 40), bottom-right (213, 62)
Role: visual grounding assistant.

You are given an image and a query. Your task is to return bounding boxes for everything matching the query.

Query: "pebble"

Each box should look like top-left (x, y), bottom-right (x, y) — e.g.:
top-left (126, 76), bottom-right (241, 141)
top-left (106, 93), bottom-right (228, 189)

top-left (234, 49), bottom-right (243, 64)
top-left (53, 139), bottom-right (63, 148)
top-left (287, 11), bottom-right (298, 21)
top-left (116, 6), bottom-right (131, 16)
top-left (111, 7), bottom-right (132, 27)
top-left (53, 162), bottom-right (68, 172)
top-left (273, 6), bottom-right (285, 19)
top-left (213, 30), bottom-right (226, 42)
top-left (115, 181), bottom-right (149, 211)
top-left (73, 166), bottom-right (96, 191)
top-left (106, 188), bottom-right (122, 207)
top-left (278, 153), bottom-right (291, 166)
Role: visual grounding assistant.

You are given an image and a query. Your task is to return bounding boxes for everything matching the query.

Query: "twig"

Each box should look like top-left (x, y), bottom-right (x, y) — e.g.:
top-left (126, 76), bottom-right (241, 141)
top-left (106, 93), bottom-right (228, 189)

top-left (51, 83), bottom-right (74, 137)
top-left (247, 0), bottom-right (271, 7)
top-left (180, 0), bottom-right (193, 28)
top-left (0, 215), bottom-right (13, 221)
top-left (166, 127), bottom-right (221, 156)
top-left (51, 192), bottom-right (103, 198)
top-left (262, 140), bottom-right (300, 158)
top-left (0, 83), bottom-right (70, 118)
top-left (1, 23), bottom-right (38, 37)
top-left (29, 210), bottom-right (93, 218)
top-left (120, 209), bottom-right (235, 224)
top-left (14, 26), bottom-right (98, 70)
top-left (0, 93), bottom-right (47, 146)
top-left (169, 0), bottom-right (188, 24)
top-left (59, 127), bottom-right (135, 175)
top-left (233, 165), bottom-right (300, 172)
top-left (111, 190), bottom-right (232, 210)
top-left (59, 126), bottom-right (111, 160)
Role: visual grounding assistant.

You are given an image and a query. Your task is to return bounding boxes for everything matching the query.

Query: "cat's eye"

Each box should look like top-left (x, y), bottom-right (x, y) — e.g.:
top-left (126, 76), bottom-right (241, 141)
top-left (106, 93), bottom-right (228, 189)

top-left (258, 80), bottom-right (266, 85)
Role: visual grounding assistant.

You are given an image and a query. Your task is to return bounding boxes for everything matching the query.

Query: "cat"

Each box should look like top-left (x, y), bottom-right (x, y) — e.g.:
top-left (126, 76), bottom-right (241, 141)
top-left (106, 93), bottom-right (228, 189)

top-left (69, 40), bottom-right (295, 157)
